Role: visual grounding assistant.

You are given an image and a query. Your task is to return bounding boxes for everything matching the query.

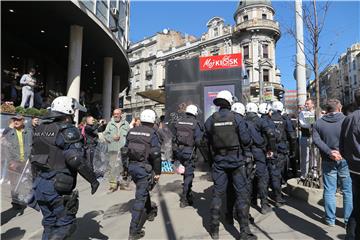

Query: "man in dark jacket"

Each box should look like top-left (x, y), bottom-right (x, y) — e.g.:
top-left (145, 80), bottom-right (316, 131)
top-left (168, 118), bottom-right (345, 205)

top-left (313, 99), bottom-right (352, 227)
top-left (340, 89), bottom-right (360, 240)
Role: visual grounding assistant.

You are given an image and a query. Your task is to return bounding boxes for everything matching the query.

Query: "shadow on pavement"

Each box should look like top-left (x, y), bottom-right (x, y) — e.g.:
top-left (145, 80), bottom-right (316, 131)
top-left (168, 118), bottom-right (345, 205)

top-left (157, 184), bottom-right (177, 240)
top-left (71, 210), bottom-right (109, 240)
top-left (0, 227), bottom-right (26, 240)
top-left (103, 199), bottom-right (134, 220)
top-left (274, 206), bottom-right (333, 240)
top-left (1, 206), bottom-right (25, 226)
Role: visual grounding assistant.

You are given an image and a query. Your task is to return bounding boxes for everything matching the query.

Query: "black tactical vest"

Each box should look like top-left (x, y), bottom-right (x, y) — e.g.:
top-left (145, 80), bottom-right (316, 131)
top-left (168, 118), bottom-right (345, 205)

top-left (174, 115), bottom-right (197, 147)
top-left (211, 111), bottom-right (240, 150)
top-left (271, 113), bottom-right (286, 142)
top-left (127, 125), bottom-right (154, 162)
top-left (245, 113), bottom-right (266, 147)
top-left (30, 122), bottom-right (67, 171)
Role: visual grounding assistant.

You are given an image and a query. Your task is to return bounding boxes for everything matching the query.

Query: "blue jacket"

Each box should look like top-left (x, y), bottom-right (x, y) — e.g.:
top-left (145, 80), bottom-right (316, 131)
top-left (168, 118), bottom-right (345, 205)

top-left (313, 112), bottom-right (345, 162)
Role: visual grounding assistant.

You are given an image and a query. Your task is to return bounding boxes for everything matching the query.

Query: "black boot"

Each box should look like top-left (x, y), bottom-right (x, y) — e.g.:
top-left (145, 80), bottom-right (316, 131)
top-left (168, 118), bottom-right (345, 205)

top-left (275, 196), bottom-right (286, 207)
top-left (210, 226), bottom-right (219, 239)
top-left (239, 227), bottom-right (257, 240)
top-left (128, 230), bottom-right (145, 240)
top-left (260, 199), bottom-right (271, 214)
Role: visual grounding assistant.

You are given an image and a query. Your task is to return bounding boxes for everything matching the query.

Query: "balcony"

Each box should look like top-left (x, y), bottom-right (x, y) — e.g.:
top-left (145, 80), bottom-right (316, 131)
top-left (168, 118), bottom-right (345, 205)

top-left (234, 19), bottom-right (281, 39)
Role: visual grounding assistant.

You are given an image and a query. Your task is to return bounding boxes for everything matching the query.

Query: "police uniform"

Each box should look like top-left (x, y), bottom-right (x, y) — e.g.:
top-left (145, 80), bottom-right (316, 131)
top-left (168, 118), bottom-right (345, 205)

top-left (30, 120), bottom-right (99, 240)
top-left (204, 107), bottom-right (254, 239)
top-left (174, 113), bottom-right (203, 207)
top-left (269, 111), bottom-right (296, 205)
top-left (245, 112), bottom-right (276, 213)
top-left (123, 124), bottom-right (161, 239)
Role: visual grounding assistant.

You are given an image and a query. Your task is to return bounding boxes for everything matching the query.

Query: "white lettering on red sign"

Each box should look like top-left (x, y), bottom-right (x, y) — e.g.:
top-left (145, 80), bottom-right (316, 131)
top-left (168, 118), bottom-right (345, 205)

top-left (199, 53), bottom-right (242, 71)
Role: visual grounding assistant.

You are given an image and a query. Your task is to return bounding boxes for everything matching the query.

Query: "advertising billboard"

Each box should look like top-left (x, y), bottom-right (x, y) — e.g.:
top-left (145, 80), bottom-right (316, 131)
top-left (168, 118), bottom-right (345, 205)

top-left (203, 85), bottom-right (235, 121)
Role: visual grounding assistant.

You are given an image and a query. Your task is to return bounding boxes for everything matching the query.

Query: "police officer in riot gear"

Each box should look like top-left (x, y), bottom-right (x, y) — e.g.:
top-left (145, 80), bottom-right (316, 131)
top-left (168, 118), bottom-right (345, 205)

top-left (269, 101), bottom-right (297, 206)
top-left (173, 104), bottom-right (203, 208)
top-left (245, 103), bottom-right (276, 214)
top-left (204, 91), bottom-right (255, 240)
top-left (30, 96), bottom-right (99, 240)
top-left (122, 109), bottom-right (162, 240)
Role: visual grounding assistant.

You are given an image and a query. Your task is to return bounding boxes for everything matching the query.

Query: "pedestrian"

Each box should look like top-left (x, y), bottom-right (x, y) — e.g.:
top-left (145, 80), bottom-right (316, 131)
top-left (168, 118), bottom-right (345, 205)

top-left (313, 99), bottom-right (352, 227)
top-left (340, 89), bottom-right (360, 239)
top-left (122, 109), bottom-right (161, 240)
top-left (31, 116), bottom-right (40, 130)
top-left (269, 101), bottom-right (297, 206)
top-left (282, 109), bottom-right (297, 179)
top-left (245, 102), bottom-right (276, 214)
top-left (103, 108), bottom-right (130, 192)
top-left (30, 96), bottom-right (99, 239)
top-left (82, 115), bottom-right (105, 170)
top-left (204, 90), bottom-right (255, 240)
top-left (0, 118), bottom-right (15, 184)
top-left (157, 115), bottom-right (174, 162)
top-left (173, 104), bottom-right (203, 207)
top-left (3, 114), bottom-right (32, 208)
top-left (20, 68), bottom-right (37, 108)
top-left (299, 99), bottom-right (316, 180)
top-left (130, 117), bottom-right (141, 128)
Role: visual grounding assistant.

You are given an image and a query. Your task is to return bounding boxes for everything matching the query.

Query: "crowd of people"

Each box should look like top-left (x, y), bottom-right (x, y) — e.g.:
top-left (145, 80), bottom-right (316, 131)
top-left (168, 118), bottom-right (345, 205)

top-left (0, 88), bottom-right (359, 240)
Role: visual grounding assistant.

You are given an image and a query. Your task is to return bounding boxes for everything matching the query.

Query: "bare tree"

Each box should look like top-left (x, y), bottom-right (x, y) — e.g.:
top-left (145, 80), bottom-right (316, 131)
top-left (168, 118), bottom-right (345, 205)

top-left (287, 0), bottom-right (335, 117)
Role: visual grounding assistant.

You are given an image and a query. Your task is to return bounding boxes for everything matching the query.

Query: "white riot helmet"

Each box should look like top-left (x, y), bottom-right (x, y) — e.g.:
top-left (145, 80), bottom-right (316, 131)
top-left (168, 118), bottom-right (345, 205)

top-left (272, 101), bottom-right (284, 112)
top-left (51, 96), bottom-right (87, 115)
top-left (213, 90), bottom-right (234, 106)
top-left (140, 109), bottom-right (156, 124)
top-left (186, 104), bottom-right (198, 116)
top-left (231, 102), bottom-right (245, 116)
top-left (259, 103), bottom-right (271, 115)
top-left (246, 103), bottom-right (258, 113)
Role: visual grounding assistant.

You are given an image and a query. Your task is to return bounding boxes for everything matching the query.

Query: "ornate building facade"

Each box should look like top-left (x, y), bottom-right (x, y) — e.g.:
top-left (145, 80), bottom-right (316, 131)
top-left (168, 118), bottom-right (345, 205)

top-left (124, 0), bottom-right (282, 117)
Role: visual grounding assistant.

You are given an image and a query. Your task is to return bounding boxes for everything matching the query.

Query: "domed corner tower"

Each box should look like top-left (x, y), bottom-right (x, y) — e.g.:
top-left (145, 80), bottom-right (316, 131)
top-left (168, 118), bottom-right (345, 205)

top-left (233, 0), bottom-right (283, 103)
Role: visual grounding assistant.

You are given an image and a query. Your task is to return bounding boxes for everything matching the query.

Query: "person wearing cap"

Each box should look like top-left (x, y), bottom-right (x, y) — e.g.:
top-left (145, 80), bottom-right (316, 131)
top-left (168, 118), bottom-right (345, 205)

top-left (20, 68), bottom-right (37, 108)
top-left (173, 104), bottom-right (204, 208)
top-left (121, 109), bottom-right (162, 239)
top-left (2, 114), bottom-right (32, 208)
top-left (203, 90), bottom-right (255, 240)
top-left (30, 96), bottom-right (99, 239)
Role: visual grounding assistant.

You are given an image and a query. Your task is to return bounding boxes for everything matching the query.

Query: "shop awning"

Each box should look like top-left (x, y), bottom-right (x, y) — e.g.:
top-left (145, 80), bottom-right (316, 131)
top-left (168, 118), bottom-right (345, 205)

top-left (136, 89), bottom-right (165, 104)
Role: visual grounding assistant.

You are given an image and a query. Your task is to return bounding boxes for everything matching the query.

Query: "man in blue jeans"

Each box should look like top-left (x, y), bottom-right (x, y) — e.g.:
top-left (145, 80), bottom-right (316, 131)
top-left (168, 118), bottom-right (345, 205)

top-left (313, 99), bottom-right (352, 227)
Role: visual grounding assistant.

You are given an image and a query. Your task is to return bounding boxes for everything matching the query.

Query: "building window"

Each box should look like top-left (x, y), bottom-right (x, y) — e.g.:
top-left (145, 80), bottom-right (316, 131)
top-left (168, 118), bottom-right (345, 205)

top-left (353, 60), bottom-right (356, 70)
top-left (243, 45), bottom-right (249, 59)
top-left (263, 44), bottom-right (269, 58)
top-left (211, 48), bottom-right (219, 56)
top-left (262, 14), bottom-right (267, 19)
top-left (263, 69), bottom-right (269, 82)
top-left (354, 75), bottom-right (357, 85)
top-left (243, 15), bottom-right (248, 21)
top-left (96, 0), bottom-right (108, 25)
top-left (213, 27), bottom-right (218, 37)
top-left (246, 69), bottom-right (250, 79)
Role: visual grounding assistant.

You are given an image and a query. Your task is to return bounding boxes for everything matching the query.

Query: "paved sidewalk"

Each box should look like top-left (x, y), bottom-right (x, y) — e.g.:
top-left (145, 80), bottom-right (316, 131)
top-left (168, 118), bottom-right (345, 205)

top-left (1, 171), bottom-right (346, 240)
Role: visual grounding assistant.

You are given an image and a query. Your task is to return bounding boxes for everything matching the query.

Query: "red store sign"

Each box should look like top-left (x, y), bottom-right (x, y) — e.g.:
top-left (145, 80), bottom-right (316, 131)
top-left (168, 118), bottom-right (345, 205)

top-left (199, 53), bottom-right (242, 71)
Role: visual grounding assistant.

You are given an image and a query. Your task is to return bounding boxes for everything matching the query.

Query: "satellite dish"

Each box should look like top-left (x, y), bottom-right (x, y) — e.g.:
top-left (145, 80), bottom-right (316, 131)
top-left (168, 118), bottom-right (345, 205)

top-left (163, 29), bottom-right (169, 34)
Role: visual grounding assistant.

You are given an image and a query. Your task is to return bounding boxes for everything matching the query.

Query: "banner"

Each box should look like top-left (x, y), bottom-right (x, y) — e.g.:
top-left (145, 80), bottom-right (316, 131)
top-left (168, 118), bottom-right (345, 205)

top-left (200, 54), bottom-right (242, 71)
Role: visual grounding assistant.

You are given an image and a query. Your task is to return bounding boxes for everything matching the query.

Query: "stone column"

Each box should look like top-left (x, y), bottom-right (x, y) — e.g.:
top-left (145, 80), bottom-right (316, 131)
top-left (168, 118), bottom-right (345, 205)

top-left (112, 75), bottom-right (120, 109)
top-left (102, 57), bottom-right (113, 121)
top-left (66, 25), bottom-right (83, 123)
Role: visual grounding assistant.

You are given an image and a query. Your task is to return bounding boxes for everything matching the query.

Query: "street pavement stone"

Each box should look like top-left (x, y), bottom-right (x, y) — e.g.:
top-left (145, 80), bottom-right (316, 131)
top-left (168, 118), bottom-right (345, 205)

top-left (1, 171), bottom-right (346, 240)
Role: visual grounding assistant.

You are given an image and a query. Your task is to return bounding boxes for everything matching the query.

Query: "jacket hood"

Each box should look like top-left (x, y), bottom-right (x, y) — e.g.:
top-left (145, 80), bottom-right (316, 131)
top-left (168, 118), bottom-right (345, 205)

top-left (321, 112), bottom-right (345, 123)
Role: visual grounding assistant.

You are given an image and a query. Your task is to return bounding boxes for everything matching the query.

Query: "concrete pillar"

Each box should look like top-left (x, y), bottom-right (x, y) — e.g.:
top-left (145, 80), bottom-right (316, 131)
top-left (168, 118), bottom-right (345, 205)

top-left (102, 57), bottom-right (113, 121)
top-left (112, 75), bottom-right (120, 109)
top-left (66, 25), bottom-right (83, 123)
top-left (295, 0), bottom-right (307, 107)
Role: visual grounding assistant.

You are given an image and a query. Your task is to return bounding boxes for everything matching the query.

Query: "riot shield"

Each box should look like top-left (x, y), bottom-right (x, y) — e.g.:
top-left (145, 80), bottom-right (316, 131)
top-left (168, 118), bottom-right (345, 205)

top-left (92, 142), bottom-right (109, 178)
top-left (8, 159), bottom-right (33, 205)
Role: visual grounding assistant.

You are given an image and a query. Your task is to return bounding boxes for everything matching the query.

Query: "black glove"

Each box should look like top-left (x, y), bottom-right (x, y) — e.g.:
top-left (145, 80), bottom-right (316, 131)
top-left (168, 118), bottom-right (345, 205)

top-left (91, 180), bottom-right (100, 195)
